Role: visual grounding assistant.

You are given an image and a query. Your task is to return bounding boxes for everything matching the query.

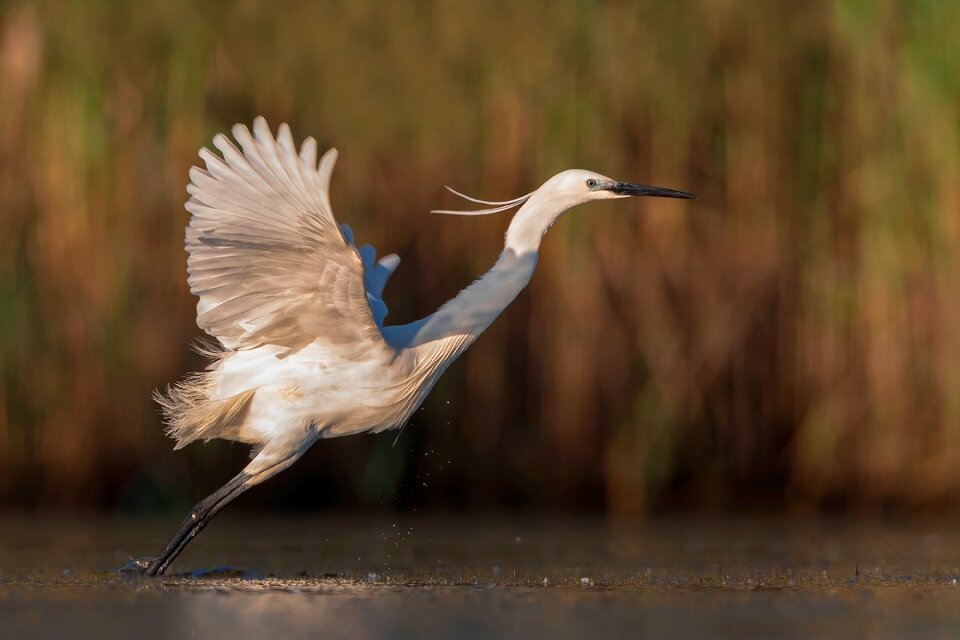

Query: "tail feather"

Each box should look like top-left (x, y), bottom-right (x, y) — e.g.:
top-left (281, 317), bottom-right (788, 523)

top-left (154, 371), bottom-right (256, 449)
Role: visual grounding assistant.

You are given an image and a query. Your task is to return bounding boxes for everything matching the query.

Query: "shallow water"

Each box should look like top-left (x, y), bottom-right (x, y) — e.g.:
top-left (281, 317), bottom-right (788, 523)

top-left (2, 514), bottom-right (960, 638)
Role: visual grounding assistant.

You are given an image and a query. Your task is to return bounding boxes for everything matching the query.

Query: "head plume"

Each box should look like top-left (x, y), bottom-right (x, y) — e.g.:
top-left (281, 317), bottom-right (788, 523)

top-left (431, 186), bottom-right (532, 216)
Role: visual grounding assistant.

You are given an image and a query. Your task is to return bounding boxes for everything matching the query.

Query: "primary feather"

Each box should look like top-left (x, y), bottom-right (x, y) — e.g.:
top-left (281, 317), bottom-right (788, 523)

top-left (185, 117), bottom-right (395, 354)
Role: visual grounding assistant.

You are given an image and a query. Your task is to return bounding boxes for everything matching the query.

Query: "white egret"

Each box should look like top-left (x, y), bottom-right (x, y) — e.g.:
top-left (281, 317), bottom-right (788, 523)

top-left (140, 117), bottom-right (694, 575)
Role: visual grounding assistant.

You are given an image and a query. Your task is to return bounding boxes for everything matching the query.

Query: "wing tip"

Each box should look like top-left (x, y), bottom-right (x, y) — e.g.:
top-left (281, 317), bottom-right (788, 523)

top-left (379, 253), bottom-right (401, 271)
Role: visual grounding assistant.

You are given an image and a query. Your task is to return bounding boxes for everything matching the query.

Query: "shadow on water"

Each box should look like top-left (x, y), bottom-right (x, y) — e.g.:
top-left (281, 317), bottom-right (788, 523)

top-left (1, 513), bottom-right (960, 638)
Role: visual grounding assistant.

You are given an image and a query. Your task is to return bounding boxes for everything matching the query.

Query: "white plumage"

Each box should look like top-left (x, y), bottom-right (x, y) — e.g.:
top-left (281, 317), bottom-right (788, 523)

top-left (142, 117), bottom-right (694, 576)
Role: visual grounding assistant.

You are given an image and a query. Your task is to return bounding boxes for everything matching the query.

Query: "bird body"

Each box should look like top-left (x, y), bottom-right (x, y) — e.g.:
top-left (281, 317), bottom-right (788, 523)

top-left (161, 245), bottom-right (535, 451)
top-left (141, 117), bottom-right (694, 576)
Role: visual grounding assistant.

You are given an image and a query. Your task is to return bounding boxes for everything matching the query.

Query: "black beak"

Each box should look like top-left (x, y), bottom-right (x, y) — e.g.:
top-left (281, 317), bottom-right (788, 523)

top-left (607, 182), bottom-right (696, 199)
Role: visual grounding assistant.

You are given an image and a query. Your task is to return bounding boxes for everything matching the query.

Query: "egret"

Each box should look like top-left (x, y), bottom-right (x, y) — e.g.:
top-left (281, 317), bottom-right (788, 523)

top-left (139, 117), bottom-right (694, 576)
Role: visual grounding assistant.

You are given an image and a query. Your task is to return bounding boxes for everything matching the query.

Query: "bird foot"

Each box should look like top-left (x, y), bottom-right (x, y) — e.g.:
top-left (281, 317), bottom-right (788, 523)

top-left (118, 557), bottom-right (156, 576)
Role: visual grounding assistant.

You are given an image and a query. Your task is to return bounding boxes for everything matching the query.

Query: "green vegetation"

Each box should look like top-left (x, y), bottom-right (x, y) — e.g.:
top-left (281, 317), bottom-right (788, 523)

top-left (1, 1), bottom-right (958, 512)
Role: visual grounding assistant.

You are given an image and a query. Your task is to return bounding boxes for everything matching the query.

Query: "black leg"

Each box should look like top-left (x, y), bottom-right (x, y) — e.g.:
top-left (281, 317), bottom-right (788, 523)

top-left (145, 471), bottom-right (251, 576)
top-left (140, 444), bottom-right (310, 576)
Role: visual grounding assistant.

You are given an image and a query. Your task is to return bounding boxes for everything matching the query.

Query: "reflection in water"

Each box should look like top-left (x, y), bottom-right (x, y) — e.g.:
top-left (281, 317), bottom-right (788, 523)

top-left (1, 514), bottom-right (959, 638)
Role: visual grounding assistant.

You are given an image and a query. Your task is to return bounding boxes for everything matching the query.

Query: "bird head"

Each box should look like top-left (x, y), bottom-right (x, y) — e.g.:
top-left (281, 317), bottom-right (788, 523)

top-left (432, 169), bottom-right (695, 253)
top-left (433, 169), bottom-right (694, 216)
top-left (540, 169), bottom-right (696, 207)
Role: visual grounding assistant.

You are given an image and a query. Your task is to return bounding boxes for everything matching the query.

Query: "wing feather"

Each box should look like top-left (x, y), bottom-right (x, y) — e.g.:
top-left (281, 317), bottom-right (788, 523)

top-left (185, 117), bottom-right (398, 353)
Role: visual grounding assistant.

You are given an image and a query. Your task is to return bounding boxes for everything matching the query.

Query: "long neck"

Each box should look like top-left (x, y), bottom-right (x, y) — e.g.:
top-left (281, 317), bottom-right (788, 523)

top-left (384, 249), bottom-right (538, 352)
top-left (383, 192), bottom-right (569, 361)
top-left (504, 190), bottom-right (569, 254)
top-left (382, 195), bottom-right (565, 353)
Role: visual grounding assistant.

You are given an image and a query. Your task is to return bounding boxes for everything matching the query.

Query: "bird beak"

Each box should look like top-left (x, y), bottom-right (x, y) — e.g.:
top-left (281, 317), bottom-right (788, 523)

top-left (606, 181), bottom-right (696, 199)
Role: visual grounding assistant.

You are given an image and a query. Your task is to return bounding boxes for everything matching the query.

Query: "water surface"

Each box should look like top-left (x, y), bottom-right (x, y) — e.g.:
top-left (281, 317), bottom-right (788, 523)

top-left (2, 514), bottom-right (959, 638)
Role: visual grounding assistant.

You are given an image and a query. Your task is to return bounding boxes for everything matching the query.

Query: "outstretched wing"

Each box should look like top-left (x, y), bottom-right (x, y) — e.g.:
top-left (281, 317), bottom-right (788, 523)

top-left (338, 223), bottom-right (400, 328)
top-left (185, 117), bottom-right (400, 354)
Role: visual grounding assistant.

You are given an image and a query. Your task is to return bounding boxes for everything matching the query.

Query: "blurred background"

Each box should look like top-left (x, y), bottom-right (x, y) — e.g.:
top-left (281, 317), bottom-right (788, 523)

top-left (1, 0), bottom-right (959, 517)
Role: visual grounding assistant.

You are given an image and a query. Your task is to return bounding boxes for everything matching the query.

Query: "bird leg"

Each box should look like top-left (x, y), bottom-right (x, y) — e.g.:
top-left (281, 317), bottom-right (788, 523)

top-left (143, 447), bottom-right (306, 576)
top-left (143, 471), bottom-right (249, 576)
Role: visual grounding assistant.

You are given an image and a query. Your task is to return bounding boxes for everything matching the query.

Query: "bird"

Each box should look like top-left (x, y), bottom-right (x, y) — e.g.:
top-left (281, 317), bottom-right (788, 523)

top-left (139, 116), bottom-right (694, 576)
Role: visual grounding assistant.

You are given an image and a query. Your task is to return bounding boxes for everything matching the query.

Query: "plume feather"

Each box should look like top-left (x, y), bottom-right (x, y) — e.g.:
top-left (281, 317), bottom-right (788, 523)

top-left (431, 186), bottom-right (532, 216)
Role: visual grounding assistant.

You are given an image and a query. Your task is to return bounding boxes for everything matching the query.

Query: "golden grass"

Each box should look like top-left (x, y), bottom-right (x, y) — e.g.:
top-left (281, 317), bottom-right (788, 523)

top-left (1, 1), bottom-right (959, 511)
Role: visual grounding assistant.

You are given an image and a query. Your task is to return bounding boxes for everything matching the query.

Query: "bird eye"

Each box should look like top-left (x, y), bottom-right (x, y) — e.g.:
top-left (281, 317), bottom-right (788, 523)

top-left (586, 179), bottom-right (598, 189)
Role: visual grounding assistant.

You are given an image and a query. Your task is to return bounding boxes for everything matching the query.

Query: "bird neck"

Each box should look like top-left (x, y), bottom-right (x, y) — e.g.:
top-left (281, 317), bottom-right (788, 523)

top-left (431, 248), bottom-right (537, 341)
top-left (504, 190), bottom-right (570, 254)
top-left (383, 194), bottom-right (566, 354)
top-left (383, 248), bottom-right (539, 354)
